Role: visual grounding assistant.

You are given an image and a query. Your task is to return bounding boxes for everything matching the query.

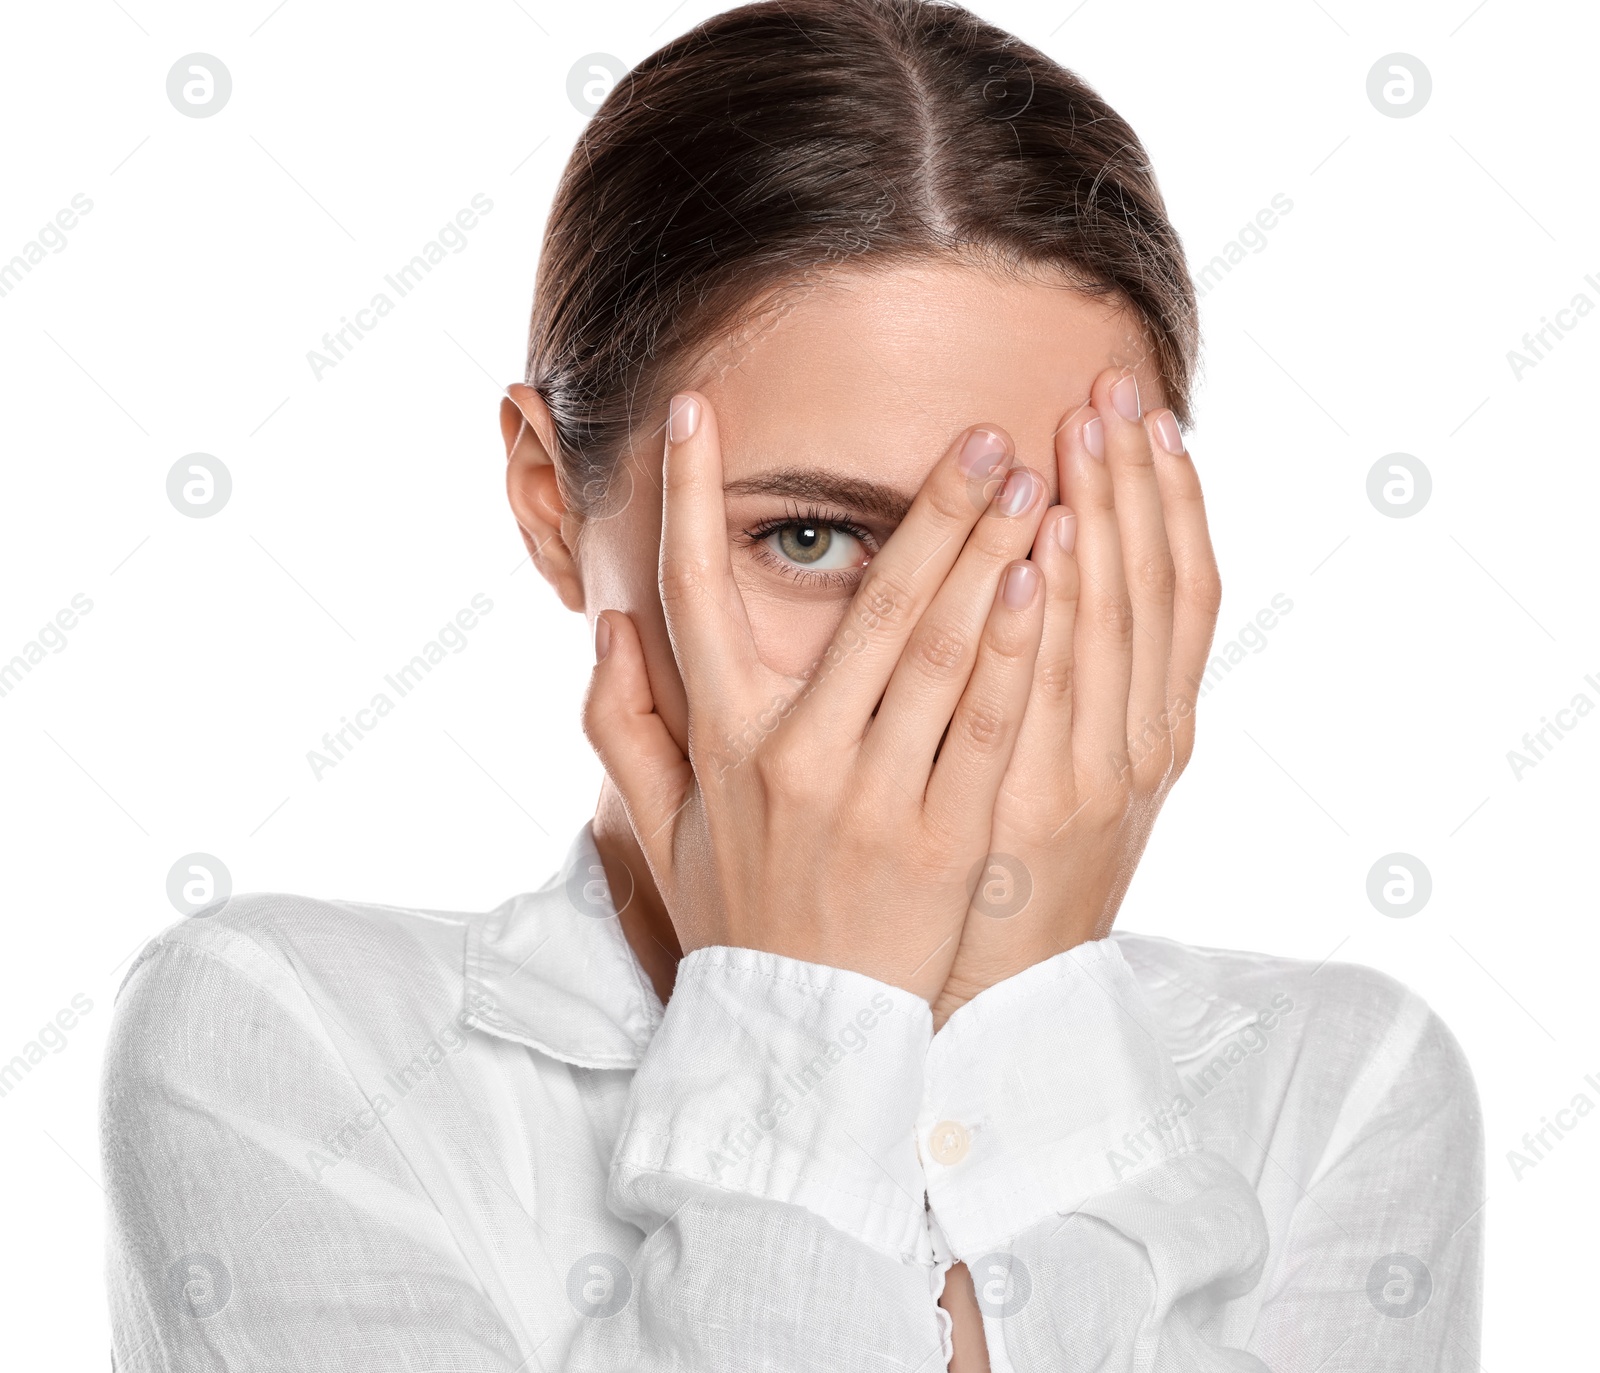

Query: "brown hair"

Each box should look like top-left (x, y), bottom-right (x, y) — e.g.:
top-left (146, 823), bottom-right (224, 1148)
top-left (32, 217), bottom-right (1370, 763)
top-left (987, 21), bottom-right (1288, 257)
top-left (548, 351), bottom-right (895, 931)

top-left (526, 0), bottom-right (1196, 515)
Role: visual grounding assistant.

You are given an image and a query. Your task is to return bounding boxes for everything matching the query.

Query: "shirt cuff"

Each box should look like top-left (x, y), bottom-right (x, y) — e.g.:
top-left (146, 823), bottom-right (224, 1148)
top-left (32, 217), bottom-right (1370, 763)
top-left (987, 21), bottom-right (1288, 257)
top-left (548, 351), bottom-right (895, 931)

top-left (919, 938), bottom-right (1199, 1257)
top-left (611, 945), bottom-right (936, 1263)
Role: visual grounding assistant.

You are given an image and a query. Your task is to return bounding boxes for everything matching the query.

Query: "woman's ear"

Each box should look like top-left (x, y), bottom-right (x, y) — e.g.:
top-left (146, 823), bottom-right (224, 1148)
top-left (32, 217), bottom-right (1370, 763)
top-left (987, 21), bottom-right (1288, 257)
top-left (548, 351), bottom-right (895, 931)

top-left (502, 383), bottom-right (585, 612)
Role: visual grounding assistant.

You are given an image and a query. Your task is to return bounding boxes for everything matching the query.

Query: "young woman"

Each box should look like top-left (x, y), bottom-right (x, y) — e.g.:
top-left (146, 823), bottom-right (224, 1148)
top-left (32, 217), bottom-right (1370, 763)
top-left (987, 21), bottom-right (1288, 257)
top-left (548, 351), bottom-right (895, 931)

top-left (101, 1), bottom-right (1483, 1368)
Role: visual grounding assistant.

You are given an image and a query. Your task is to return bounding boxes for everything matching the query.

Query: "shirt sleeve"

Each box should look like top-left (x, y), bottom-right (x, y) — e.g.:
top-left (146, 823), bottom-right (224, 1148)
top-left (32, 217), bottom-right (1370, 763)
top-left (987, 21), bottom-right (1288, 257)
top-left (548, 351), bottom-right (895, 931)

top-left (918, 938), bottom-right (1483, 1373)
top-left (567, 944), bottom-right (954, 1372)
top-left (101, 935), bottom-right (527, 1373)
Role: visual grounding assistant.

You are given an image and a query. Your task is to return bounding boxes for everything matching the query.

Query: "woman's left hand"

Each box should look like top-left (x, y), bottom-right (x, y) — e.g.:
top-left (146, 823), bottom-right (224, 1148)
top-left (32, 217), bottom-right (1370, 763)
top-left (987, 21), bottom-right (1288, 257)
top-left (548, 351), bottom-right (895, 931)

top-left (931, 364), bottom-right (1223, 1027)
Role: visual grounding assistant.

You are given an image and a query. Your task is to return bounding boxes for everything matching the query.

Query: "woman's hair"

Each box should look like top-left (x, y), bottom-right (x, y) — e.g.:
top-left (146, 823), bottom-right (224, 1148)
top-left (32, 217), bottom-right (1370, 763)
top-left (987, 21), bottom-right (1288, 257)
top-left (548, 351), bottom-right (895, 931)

top-left (526, 0), bottom-right (1195, 515)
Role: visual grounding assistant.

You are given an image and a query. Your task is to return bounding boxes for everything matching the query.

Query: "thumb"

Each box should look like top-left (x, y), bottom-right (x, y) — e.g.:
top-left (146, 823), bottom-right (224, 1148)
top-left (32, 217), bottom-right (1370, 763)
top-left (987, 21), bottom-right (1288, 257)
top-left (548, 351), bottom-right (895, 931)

top-left (582, 610), bottom-right (693, 864)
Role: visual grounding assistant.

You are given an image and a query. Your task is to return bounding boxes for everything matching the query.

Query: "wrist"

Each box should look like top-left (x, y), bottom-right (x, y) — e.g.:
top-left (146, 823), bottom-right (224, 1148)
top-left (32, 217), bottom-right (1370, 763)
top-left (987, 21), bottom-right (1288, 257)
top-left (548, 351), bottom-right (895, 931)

top-left (939, 925), bottom-right (1100, 1016)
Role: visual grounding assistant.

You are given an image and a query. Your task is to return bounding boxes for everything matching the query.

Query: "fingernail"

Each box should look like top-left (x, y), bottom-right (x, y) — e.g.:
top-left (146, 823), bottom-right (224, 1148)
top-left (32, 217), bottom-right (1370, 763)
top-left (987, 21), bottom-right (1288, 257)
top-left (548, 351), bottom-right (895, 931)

top-left (1082, 416), bottom-right (1104, 462)
top-left (959, 427), bottom-right (1010, 480)
top-left (1002, 561), bottom-right (1039, 609)
top-left (594, 614), bottom-right (611, 662)
top-left (1153, 410), bottom-right (1184, 455)
top-left (1052, 508), bottom-right (1077, 554)
top-left (1111, 372), bottom-right (1141, 422)
top-left (668, 393), bottom-right (700, 443)
top-left (998, 467), bottom-right (1039, 517)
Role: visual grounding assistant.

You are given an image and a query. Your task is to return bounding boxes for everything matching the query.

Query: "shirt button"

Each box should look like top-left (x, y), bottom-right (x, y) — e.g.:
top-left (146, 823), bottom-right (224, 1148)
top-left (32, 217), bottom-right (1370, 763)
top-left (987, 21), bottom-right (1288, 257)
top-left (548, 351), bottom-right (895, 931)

top-left (928, 1120), bottom-right (970, 1164)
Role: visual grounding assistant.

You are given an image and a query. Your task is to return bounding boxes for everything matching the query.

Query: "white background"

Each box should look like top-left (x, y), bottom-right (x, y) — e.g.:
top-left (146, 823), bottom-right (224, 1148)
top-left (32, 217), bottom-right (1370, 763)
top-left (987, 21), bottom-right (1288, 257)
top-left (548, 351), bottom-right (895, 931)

top-left (1, 0), bottom-right (1594, 1364)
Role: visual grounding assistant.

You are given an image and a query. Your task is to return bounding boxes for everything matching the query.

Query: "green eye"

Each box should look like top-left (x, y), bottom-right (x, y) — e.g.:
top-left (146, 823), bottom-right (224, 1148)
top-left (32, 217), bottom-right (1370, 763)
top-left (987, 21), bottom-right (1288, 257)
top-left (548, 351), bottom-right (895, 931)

top-left (777, 522), bottom-right (833, 564)
top-left (754, 516), bottom-right (871, 577)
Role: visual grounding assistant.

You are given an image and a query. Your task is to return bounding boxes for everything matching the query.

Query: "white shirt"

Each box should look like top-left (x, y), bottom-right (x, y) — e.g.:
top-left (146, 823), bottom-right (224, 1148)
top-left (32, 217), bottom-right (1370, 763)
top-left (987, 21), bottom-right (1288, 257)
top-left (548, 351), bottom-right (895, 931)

top-left (101, 824), bottom-right (1483, 1371)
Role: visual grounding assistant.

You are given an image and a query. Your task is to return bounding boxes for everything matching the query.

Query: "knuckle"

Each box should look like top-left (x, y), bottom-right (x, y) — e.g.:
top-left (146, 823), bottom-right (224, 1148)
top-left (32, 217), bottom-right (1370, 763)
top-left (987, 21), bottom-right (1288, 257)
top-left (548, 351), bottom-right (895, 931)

top-left (1188, 568), bottom-right (1224, 617)
top-left (926, 470), bottom-right (984, 526)
top-left (1133, 552), bottom-right (1177, 603)
top-left (980, 620), bottom-right (1037, 669)
top-left (908, 624), bottom-right (969, 678)
top-left (1119, 435), bottom-right (1157, 468)
top-left (1034, 654), bottom-right (1074, 704)
top-left (856, 570), bottom-right (918, 634)
top-left (1086, 479), bottom-right (1119, 513)
top-left (956, 700), bottom-right (1009, 751)
top-left (658, 557), bottom-right (710, 608)
top-left (1093, 593), bottom-right (1135, 644)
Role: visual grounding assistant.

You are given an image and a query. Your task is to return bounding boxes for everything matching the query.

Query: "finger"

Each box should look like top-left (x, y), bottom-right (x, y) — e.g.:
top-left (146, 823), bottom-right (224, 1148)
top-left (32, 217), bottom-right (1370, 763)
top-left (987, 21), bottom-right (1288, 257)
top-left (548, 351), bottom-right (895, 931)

top-left (863, 464), bottom-right (1048, 775)
top-left (794, 424), bottom-right (1015, 741)
top-left (925, 559), bottom-right (1045, 832)
top-left (657, 391), bottom-right (758, 710)
top-left (1057, 402), bottom-right (1133, 784)
top-left (1090, 367), bottom-right (1176, 782)
top-left (1149, 419), bottom-right (1223, 772)
top-left (582, 610), bottom-right (694, 862)
top-left (1006, 504), bottom-right (1081, 808)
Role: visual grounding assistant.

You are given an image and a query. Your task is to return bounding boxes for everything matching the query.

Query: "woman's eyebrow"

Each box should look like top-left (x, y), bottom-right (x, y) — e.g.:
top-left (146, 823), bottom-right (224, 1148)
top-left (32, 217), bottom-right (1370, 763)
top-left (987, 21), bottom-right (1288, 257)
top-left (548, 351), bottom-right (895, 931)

top-left (722, 468), bottom-right (915, 525)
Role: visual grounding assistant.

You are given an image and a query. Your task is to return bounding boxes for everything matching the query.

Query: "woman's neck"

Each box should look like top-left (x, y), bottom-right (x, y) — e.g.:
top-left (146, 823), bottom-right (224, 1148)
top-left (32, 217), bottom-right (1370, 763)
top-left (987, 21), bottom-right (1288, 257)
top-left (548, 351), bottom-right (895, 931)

top-left (590, 781), bottom-right (682, 1007)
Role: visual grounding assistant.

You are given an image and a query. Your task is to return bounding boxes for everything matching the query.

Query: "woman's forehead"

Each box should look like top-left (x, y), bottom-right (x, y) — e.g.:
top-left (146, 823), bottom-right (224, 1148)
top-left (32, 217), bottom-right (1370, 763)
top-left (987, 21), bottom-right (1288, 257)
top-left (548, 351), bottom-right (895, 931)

top-left (696, 260), bottom-right (1161, 494)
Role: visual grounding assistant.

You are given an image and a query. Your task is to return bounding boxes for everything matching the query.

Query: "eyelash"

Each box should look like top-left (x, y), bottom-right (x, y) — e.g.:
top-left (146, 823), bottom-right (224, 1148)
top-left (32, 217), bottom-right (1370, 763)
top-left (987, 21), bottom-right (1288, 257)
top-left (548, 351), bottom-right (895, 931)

top-left (737, 503), bottom-right (879, 587)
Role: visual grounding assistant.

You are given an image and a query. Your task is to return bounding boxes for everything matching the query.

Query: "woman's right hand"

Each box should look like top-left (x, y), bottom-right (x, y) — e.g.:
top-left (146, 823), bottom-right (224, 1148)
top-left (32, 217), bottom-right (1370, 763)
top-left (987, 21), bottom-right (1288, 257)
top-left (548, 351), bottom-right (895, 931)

top-left (583, 390), bottom-right (1049, 1003)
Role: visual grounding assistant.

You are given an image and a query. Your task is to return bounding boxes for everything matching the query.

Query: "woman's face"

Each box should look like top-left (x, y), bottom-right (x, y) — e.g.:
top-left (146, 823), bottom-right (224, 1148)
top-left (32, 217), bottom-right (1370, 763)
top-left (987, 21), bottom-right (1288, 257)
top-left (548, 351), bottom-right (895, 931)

top-left (551, 259), bottom-right (1165, 745)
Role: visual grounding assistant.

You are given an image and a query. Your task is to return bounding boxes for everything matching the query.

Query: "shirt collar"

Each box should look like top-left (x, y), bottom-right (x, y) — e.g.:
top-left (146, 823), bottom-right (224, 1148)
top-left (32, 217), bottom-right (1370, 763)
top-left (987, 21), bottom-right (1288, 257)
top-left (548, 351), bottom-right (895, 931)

top-left (460, 827), bottom-right (1258, 1072)
top-left (461, 823), bottom-right (664, 1069)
